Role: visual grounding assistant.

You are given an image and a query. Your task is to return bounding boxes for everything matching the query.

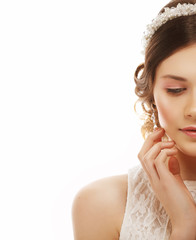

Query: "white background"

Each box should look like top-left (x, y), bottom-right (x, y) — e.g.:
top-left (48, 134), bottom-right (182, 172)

top-left (0, 0), bottom-right (169, 239)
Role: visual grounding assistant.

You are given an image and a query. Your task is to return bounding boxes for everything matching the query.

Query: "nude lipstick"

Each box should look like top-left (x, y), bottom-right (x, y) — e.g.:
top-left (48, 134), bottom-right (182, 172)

top-left (180, 126), bottom-right (196, 138)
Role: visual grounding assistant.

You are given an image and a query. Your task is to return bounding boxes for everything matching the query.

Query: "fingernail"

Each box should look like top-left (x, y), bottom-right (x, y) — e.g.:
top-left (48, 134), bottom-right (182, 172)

top-left (172, 147), bottom-right (178, 151)
top-left (165, 141), bottom-right (175, 144)
top-left (154, 128), bottom-right (163, 132)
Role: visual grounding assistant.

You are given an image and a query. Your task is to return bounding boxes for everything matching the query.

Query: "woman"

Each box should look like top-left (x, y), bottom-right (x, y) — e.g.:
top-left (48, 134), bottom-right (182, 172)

top-left (72, 0), bottom-right (196, 239)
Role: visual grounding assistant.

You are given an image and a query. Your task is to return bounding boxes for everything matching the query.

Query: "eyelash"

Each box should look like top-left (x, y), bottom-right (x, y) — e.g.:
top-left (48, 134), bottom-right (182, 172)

top-left (166, 88), bottom-right (186, 94)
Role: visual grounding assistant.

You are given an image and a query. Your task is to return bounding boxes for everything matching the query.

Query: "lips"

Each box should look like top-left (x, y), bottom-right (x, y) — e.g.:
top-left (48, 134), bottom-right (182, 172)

top-left (180, 126), bottom-right (196, 138)
top-left (181, 126), bottom-right (196, 131)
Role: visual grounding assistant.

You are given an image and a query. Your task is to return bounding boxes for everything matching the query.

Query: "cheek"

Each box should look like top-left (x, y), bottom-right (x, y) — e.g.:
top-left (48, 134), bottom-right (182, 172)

top-left (156, 100), bottom-right (177, 128)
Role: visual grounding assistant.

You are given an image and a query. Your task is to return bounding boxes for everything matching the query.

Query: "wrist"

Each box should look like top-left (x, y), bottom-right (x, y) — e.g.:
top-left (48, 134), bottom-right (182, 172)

top-left (170, 213), bottom-right (196, 240)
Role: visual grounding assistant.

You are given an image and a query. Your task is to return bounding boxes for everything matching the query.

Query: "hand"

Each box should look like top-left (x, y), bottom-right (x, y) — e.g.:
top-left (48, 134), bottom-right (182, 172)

top-left (138, 128), bottom-right (196, 233)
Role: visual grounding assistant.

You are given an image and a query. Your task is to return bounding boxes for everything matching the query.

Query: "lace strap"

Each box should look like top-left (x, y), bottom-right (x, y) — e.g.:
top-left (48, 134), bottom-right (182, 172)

top-left (119, 165), bottom-right (142, 239)
top-left (119, 164), bottom-right (171, 240)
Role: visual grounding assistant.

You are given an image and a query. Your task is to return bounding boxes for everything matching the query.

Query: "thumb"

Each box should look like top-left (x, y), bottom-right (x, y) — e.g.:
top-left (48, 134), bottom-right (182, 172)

top-left (168, 156), bottom-right (184, 185)
top-left (168, 156), bottom-right (180, 176)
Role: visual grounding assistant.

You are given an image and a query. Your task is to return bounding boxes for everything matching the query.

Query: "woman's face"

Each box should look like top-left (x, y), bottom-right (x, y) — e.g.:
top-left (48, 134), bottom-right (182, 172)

top-left (153, 43), bottom-right (196, 157)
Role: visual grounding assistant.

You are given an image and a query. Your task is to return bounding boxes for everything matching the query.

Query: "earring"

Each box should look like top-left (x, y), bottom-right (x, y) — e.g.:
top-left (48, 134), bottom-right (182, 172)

top-left (151, 103), bottom-right (156, 111)
top-left (151, 102), bottom-right (157, 128)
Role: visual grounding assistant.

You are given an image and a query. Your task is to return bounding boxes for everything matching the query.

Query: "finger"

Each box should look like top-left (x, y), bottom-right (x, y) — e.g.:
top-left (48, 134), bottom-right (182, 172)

top-left (142, 142), bottom-right (175, 181)
top-left (144, 141), bottom-right (175, 163)
top-left (154, 147), bottom-right (178, 180)
top-left (138, 128), bottom-right (165, 160)
top-left (143, 147), bottom-right (177, 183)
top-left (141, 155), bottom-right (160, 184)
top-left (139, 130), bottom-right (173, 185)
top-left (154, 128), bottom-right (163, 143)
top-left (168, 156), bottom-right (180, 176)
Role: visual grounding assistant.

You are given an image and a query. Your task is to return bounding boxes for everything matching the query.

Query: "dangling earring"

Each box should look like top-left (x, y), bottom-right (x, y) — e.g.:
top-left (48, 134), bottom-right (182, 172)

top-left (151, 103), bottom-right (156, 111)
top-left (151, 102), bottom-right (157, 128)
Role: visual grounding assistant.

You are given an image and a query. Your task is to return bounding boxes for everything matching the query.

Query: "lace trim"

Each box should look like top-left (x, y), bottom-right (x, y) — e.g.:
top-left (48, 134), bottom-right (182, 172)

top-left (119, 164), bottom-right (196, 240)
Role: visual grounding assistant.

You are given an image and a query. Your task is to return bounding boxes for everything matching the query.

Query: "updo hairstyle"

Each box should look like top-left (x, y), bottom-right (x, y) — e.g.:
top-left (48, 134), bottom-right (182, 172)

top-left (134, 0), bottom-right (196, 139)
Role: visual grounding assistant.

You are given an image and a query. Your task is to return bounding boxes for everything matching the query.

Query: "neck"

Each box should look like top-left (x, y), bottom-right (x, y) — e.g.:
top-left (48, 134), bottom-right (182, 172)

top-left (176, 151), bottom-right (196, 181)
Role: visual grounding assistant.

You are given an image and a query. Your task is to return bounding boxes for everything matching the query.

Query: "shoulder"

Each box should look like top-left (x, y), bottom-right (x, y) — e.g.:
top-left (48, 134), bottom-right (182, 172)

top-left (72, 173), bottom-right (128, 240)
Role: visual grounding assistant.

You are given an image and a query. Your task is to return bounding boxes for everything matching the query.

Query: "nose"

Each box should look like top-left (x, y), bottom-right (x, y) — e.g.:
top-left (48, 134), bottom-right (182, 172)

top-left (185, 90), bottom-right (196, 120)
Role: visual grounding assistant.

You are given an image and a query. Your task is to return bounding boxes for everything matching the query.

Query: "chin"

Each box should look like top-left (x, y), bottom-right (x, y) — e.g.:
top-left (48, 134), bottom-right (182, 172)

top-left (163, 132), bottom-right (196, 156)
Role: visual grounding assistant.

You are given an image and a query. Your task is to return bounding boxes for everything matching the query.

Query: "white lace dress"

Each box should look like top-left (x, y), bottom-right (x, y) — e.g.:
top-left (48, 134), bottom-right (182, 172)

top-left (119, 164), bottom-right (196, 240)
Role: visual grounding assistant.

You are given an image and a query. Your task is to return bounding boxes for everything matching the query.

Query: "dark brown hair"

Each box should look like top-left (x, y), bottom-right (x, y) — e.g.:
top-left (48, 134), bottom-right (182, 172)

top-left (134, 0), bottom-right (196, 139)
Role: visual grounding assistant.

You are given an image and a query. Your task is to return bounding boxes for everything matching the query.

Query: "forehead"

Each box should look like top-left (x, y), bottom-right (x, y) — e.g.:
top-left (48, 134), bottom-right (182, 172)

top-left (155, 44), bottom-right (196, 81)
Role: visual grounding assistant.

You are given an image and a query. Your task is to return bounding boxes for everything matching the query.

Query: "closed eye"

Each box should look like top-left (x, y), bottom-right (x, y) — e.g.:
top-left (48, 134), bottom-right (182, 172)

top-left (166, 88), bottom-right (186, 94)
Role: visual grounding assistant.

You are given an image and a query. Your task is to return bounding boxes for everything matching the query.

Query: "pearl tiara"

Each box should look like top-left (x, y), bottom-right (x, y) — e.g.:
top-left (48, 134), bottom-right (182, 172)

top-left (142, 3), bottom-right (196, 55)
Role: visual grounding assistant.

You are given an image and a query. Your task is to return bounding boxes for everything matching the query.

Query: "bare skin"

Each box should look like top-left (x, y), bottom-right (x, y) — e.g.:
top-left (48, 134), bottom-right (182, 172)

top-left (138, 128), bottom-right (196, 239)
top-left (72, 44), bottom-right (196, 239)
top-left (72, 174), bottom-right (128, 240)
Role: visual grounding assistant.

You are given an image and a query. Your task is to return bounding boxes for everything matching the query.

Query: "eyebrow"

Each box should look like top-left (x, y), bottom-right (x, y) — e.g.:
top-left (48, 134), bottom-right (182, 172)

top-left (160, 74), bottom-right (187, 82)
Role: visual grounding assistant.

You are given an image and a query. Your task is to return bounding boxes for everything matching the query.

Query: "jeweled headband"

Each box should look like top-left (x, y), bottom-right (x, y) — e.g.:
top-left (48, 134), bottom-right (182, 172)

top-left (142, 3), bottom-right (196, 55)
